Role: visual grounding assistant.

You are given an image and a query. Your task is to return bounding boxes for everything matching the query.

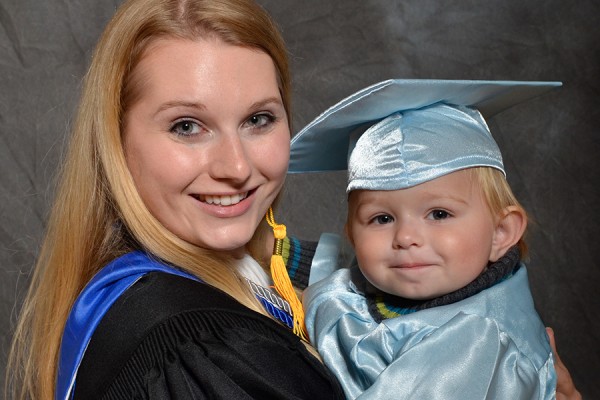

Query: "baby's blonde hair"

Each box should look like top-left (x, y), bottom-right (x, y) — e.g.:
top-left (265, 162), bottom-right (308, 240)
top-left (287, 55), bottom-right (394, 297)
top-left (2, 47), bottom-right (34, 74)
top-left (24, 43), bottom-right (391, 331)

top-left (466, 167), bottom-right (528, 257)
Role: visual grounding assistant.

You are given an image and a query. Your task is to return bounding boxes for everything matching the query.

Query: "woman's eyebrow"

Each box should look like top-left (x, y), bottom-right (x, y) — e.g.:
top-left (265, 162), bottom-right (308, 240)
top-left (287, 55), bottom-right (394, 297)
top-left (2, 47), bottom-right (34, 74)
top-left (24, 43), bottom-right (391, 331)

top-left (154, 97), bottom-right (283, 115)
top-left (155, 100), bottom-right (207, 114)
top-left (248, 96), bottom-right (284, 110)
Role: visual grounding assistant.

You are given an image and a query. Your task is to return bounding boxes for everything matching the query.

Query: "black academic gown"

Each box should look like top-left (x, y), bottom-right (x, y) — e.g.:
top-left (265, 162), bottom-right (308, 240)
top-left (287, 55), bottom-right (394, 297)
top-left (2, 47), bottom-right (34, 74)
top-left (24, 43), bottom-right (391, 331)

top-left (67, 253), bottom-right (343, 399)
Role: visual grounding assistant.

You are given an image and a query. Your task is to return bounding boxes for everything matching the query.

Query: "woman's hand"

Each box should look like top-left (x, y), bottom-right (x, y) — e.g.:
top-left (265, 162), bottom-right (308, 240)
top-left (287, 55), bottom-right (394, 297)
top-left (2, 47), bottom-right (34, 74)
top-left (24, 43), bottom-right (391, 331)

top-left (547, 327), bottom-right (582, 400)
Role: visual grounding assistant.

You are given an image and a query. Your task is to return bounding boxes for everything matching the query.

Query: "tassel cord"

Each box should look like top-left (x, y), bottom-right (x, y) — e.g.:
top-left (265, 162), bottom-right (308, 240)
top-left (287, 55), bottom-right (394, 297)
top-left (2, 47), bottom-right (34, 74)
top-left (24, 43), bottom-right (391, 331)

top-left (266, 208), bottom-right (308, 340)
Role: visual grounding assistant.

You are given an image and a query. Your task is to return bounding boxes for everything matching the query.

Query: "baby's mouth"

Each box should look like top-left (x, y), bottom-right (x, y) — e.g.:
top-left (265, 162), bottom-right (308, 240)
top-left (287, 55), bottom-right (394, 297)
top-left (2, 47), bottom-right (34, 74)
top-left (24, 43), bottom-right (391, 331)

top-left (192, 192), bottom-right (249, 206)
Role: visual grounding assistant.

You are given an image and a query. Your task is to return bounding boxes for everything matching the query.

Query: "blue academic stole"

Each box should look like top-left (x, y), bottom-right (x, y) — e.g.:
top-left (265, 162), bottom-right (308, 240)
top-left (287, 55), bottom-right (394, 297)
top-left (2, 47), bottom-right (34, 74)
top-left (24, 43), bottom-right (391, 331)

top-left (55, 251), bottom-right (200, 400)
top-left (55, 251), bottom-right (295, 399)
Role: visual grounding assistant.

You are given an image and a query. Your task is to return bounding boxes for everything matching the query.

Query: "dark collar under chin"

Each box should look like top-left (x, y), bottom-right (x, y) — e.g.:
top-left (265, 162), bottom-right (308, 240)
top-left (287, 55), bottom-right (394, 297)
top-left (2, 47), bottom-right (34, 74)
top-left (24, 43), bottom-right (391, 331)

top-left (354, 246), bottom-right (522, 323)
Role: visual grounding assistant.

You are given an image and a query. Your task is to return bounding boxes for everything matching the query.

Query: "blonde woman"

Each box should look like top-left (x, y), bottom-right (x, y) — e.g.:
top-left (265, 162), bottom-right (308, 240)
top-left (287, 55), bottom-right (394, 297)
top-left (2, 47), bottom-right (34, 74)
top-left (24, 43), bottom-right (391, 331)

top-left (6, 0), bottom-right (344, 398)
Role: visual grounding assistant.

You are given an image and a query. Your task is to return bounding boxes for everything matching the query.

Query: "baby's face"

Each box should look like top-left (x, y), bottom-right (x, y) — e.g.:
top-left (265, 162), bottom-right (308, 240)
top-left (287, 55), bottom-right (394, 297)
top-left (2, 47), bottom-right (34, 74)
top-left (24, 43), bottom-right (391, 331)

top-left (347, 170), bottom-right (498, 300)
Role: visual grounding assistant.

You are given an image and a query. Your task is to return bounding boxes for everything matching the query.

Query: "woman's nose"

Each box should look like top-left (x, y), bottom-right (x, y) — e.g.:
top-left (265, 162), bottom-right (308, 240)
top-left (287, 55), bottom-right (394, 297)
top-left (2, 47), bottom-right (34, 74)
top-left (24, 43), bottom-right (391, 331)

top-left (208, 133), bottom-right (252, 183)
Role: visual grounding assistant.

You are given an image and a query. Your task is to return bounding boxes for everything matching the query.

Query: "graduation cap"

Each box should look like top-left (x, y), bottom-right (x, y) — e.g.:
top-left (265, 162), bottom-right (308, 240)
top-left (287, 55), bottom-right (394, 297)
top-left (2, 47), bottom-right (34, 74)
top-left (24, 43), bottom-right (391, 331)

top-left (288, 79), bottom-right (561, 192)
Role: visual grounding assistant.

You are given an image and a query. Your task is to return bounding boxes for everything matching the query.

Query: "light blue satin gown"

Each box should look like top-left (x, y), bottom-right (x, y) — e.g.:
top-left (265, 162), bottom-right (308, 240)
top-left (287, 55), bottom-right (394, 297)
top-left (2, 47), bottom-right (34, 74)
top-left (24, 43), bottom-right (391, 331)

top-left (305, 236), bottom-right (556, 400)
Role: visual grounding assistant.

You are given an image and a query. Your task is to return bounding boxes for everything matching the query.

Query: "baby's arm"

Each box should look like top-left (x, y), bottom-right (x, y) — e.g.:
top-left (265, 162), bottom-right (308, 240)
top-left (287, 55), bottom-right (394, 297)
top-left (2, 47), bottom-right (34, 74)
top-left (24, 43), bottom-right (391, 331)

top-left (357, 313), bottom-right (553, 399)
top-left (305, 271), bottom-right (554, 399)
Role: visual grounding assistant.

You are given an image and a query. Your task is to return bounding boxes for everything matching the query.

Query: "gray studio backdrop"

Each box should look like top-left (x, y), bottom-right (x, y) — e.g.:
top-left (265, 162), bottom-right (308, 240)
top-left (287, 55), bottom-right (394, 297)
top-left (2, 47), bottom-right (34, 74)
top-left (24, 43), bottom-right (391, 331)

top-left (1, 0), bottom-right (598, 397)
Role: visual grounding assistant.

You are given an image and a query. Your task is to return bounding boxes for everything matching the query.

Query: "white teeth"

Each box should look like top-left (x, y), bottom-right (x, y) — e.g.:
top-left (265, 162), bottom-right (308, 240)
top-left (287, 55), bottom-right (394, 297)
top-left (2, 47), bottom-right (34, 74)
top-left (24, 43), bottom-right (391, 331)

top-left (199, 192), bottom-right (247, 206)
top-left (221, 196), bottom-right (232, 206)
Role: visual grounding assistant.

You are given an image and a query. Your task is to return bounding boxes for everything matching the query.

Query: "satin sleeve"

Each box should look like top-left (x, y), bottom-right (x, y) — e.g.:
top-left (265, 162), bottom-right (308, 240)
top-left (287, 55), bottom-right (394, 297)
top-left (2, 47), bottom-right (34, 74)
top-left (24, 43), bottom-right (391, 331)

top-left (304, 268), bottom-right (556, 400)
top-left (356, 313), bottom-right (553, 400)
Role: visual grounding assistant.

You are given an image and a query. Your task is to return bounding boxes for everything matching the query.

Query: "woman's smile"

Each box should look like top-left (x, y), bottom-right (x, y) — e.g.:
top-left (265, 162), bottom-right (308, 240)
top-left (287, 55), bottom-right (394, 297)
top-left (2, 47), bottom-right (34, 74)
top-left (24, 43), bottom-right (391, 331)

top-left (191, 190), bottom-right (251, 206)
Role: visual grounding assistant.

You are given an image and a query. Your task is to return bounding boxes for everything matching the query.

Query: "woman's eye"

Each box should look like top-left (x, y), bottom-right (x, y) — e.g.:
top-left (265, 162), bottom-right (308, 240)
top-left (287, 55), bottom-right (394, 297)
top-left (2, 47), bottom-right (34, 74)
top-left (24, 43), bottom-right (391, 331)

top-left (428, 209), bottom-right (451, 220)
top-left (372, 214), bottom-right (394, 225)
top-left (170, 120), bottom-right (201, 137)
top-left (246, 113), bottom-right (275, 129)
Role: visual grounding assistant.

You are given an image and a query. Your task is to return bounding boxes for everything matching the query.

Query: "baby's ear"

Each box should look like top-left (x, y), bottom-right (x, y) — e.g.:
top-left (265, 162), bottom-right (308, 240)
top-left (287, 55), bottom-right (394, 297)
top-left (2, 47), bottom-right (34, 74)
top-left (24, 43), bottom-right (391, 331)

top-left (489, 206), bottom-right (527, 262)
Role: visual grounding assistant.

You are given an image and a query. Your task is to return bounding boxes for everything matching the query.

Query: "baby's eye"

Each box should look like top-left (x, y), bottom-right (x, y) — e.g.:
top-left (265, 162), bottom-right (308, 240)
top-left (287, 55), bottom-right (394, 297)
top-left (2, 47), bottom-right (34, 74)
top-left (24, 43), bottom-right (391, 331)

top-left (245, 113), bottom-right (275, 129)
top-left (427, 209), bottom-right (451, 220)
top-left (170, 120), bottom-right (202, 137)
top-left (372, 214), bottom-right (394, 225)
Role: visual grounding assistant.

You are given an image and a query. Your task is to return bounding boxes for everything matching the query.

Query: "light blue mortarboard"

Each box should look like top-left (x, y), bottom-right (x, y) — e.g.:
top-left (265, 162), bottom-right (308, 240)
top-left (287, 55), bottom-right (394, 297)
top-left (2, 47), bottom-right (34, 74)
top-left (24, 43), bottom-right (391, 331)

top-left (288, 79), bottom-right (561, 192)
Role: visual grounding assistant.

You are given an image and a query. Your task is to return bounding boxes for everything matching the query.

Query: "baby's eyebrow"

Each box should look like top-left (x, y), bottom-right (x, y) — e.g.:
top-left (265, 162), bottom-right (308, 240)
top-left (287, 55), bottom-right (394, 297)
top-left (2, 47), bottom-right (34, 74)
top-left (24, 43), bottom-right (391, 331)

top-left (422, 191), bottom-right (469, 205)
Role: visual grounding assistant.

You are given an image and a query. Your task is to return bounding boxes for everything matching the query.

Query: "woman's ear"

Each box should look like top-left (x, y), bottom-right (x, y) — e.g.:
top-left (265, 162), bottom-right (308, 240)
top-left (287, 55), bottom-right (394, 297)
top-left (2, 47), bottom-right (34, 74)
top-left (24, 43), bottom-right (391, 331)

top-left (489, 206), bottom-right (527, 262)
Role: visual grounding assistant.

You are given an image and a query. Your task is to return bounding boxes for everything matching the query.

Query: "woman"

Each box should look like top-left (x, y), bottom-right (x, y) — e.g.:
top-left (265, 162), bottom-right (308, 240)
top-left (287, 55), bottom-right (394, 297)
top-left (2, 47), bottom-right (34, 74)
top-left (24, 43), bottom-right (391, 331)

top-left (6, 0), bottom-right (580, 399)
top-left (7, 0), bottom-right (341, 398)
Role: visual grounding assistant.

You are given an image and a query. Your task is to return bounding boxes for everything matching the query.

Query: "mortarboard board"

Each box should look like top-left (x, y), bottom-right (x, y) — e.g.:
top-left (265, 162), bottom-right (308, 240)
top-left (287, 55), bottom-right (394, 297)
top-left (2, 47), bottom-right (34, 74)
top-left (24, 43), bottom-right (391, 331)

top-left (288, 79), bottom-right (561, 192)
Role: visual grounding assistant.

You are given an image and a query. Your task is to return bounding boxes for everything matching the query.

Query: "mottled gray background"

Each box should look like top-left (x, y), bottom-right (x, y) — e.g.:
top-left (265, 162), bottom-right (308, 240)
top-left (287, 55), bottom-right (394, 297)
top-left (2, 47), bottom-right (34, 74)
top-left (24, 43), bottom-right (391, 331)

top-left (1, 0), bottom-right (598, 397)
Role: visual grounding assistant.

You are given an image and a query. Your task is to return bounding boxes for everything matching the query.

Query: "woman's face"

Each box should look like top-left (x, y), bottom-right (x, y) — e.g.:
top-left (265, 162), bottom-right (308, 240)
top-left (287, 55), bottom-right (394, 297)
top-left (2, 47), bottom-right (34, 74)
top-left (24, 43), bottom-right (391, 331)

top-left (123, 37), bottom-right (290, 257)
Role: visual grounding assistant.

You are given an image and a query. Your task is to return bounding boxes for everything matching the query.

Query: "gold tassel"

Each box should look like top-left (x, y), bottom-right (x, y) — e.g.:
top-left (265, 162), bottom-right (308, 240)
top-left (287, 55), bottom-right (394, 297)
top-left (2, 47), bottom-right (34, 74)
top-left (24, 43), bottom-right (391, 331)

top-left (265, 207), bottom-right (308, 340)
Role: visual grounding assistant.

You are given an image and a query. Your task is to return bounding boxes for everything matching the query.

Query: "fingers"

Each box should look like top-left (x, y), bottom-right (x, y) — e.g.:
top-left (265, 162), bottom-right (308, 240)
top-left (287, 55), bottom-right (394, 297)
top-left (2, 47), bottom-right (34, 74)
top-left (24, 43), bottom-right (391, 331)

top-left (546, 327), bottom-right (582, 400)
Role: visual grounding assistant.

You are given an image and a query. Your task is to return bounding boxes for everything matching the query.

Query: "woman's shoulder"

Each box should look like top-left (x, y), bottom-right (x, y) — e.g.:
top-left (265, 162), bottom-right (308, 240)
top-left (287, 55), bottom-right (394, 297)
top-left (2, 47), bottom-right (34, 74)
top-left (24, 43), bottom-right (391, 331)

top-left (74, 272), bottom-right (271, 394)
top-left (75, 272), bottom-right (343, 399)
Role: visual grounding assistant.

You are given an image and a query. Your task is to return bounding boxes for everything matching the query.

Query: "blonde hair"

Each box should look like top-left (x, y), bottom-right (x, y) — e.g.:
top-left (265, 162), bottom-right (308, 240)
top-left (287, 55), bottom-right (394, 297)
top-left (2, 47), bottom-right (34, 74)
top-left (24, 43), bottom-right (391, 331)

top-left (6, 0), bottom-right (291, 398)
top-left (346, 167), bottom-right (528, 256)
top-left (467, 167), bottom-right (529, 257)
